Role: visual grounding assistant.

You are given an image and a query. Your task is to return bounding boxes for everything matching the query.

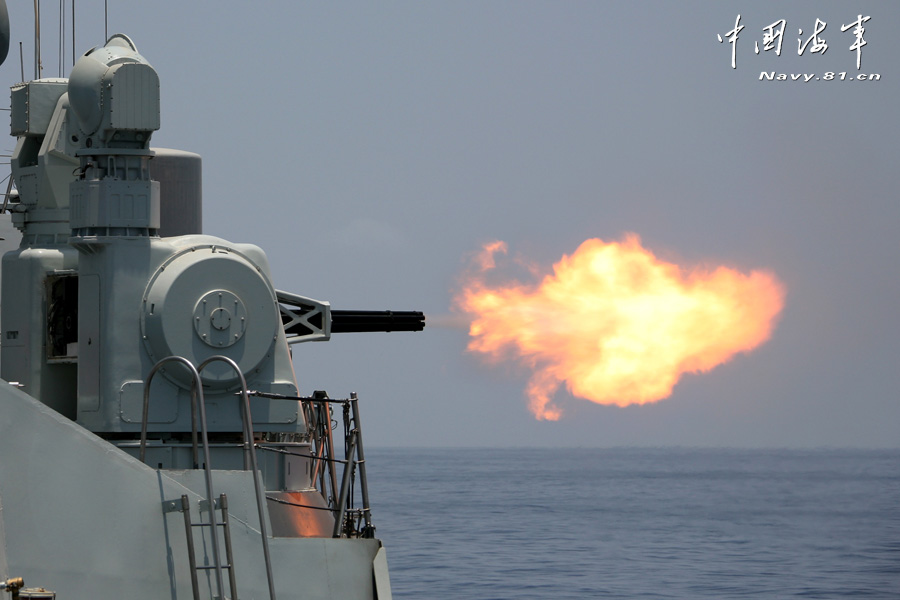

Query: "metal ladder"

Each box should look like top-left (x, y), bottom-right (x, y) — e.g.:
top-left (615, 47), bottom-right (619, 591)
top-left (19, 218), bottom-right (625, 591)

top-left (140, 355), bottom-right (277, 600)
top-left (165, 493), bottom-right (239, 600)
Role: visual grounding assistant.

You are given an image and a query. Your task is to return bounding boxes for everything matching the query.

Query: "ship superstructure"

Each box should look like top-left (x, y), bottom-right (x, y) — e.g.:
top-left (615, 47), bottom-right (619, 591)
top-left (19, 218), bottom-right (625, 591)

top-left (0, 7), bottom-right (423, 599)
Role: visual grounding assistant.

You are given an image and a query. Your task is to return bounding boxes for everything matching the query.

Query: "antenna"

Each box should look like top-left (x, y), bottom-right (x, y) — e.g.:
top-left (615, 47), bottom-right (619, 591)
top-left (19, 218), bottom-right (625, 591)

top-left (72, 0), bottom-right (75, 67)
top-left (58, 0), bottom-right (63, 77)
top-left (33, 0), bottom-right (42, 79)
top-left (104, 0), bottom-right (108, 41)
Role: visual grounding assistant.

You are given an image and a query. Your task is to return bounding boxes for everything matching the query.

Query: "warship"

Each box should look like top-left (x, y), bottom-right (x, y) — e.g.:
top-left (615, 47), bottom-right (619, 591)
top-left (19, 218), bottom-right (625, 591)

top-left (0, 3), bottom-right (425, 598)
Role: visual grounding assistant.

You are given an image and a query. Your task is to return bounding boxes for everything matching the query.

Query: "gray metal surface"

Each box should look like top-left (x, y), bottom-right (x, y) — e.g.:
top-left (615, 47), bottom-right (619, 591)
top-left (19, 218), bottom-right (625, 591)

top-left (0, 383), bottom-right (385, 598)
top-left (0, 20), bottom-right (410, 599)
top-left (151, 149), bottom-right (202, 237)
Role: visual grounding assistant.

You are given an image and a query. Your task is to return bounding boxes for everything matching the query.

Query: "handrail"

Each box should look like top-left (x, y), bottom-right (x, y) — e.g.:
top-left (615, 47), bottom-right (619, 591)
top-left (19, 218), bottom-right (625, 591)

top-left (323, 403), bottom-right (339, 507)
top-left (197, 356), bottom-right (277, 600)
top-left (139, 358), bottom-right (199, 468)
top-left (332, 429), bottom-right (358, 538)
top-left (245, 390), bottom-right (375, 539)
top-left (140, 356), bottom-right (226, 600)
top-left (1, 175), bottom-right (13, 214)
top-left (305, 396), bottom-right (339, 507)
top-left (349, 393), bottom-right (373, 537)
top-left (331, 394), bottom-right (374, 539)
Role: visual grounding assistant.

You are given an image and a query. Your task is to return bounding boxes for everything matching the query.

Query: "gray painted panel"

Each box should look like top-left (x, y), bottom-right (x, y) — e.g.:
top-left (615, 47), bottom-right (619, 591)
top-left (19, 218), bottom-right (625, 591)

top-left (0, 381), bottom-right (384, 599)
top-left (120, 379), bottom-right (178, 423)
top-left (151, 148), bottom-right (202, 237)
top-left (78, 274), bottom-right (100, 412)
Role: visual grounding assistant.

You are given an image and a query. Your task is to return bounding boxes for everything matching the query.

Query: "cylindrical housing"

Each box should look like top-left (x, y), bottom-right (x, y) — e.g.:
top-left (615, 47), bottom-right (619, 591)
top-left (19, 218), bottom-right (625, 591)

top-left (150, 148), bottom-right (202, 237)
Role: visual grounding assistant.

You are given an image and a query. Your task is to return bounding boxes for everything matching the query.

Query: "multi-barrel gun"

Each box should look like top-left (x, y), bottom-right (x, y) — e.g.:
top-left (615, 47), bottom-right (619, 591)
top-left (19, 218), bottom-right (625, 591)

top-left (277, 290), bottom-right (425, 344)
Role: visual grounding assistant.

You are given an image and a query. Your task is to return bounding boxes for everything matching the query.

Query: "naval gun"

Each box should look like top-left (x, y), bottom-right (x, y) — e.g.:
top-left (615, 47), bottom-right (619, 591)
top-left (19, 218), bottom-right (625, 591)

top-left (0, 27), bottom-right (422, 600)
top-left (1, 34), bottom-right (424, 434)
top-left (278, 290), bottom-right (424, 342)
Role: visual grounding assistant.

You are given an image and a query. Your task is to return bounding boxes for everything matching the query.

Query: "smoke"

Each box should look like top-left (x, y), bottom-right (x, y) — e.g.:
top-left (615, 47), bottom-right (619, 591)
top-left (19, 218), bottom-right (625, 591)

top-left (453, 235), bottom-right (786, 420)
top-left (427, 313), bottom-right (471, 329)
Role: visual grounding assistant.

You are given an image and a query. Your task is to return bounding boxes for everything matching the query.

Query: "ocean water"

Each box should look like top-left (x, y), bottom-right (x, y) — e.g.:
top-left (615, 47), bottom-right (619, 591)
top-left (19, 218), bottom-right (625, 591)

top-left (363, 448), bottom-right (900, 599)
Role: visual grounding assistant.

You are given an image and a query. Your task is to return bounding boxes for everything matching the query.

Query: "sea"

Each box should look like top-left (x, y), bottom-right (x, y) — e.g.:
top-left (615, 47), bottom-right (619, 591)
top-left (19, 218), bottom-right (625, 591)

top-left (362, 447), bottom-right (899, 599)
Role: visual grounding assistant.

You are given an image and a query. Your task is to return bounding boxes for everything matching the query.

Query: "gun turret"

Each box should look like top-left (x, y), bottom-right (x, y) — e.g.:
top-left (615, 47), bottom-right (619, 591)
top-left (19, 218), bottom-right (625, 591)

top-left (330, 310), bottom-right (425, 333)
top-left (277, 290), bottom-right (425, 344)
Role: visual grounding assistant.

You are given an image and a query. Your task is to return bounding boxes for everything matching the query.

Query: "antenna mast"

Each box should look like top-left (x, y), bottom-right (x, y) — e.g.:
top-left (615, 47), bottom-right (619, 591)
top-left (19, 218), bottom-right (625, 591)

top-left (58, 0), bottom-right (63, 76)
top-left (33, 0), bottom-right (42, 79)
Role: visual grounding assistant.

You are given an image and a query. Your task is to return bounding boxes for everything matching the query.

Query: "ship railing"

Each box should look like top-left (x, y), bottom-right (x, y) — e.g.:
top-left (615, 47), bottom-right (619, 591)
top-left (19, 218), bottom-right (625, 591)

top-left (139, 355), bottom-right (277, 600)
top-left (249, 391), bottom-right (375, 539)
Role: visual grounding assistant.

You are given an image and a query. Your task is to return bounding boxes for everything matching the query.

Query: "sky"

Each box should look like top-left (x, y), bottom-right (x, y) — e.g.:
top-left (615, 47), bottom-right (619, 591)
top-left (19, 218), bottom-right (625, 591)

top-left (1, 1), bottom-right (897, 448)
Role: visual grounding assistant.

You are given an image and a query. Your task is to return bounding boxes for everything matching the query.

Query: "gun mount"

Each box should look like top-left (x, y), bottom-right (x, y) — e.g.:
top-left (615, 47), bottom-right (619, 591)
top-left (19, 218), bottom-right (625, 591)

top-left (0, 14), bottom-right (422, 598)
top-left (331, 310), bottom-right (426, 333)
top-left (0, 35), bottom-right (426, 429)
top-left (277, 290), bottom-right (425, 343)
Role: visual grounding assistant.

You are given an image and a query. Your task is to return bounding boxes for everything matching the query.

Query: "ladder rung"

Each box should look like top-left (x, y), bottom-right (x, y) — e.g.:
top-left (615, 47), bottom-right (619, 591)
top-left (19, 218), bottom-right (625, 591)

top-left (196, 564), bottom-right (232, 571)
top-left (191, 522), bottom-right (227, 528)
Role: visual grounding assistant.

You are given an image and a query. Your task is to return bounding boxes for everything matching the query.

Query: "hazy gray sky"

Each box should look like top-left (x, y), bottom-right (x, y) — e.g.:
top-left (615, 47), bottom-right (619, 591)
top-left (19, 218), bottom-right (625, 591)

top-left (3, 1), bottom-right (897, 447)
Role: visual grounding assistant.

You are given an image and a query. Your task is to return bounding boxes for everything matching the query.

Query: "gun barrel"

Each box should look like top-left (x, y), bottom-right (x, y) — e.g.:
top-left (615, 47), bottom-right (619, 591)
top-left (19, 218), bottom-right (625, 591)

top-left (330, 310), bottom-right (425, 333)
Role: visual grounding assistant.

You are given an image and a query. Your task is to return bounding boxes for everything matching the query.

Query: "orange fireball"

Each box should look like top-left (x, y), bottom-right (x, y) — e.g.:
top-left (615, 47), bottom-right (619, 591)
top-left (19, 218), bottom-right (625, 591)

top-left (454, 235), bottom-right (785, 420)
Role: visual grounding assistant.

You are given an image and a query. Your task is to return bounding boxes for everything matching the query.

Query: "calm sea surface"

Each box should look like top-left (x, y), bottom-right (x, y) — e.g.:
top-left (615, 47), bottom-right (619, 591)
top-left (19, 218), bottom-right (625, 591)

top-left (363, 448), bottom-right (899, 599)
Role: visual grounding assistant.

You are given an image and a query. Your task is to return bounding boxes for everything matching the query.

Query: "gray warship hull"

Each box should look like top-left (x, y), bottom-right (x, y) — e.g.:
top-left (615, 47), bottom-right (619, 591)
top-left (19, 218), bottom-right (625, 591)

top-left (0, 382), bottom-right (391, 599)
